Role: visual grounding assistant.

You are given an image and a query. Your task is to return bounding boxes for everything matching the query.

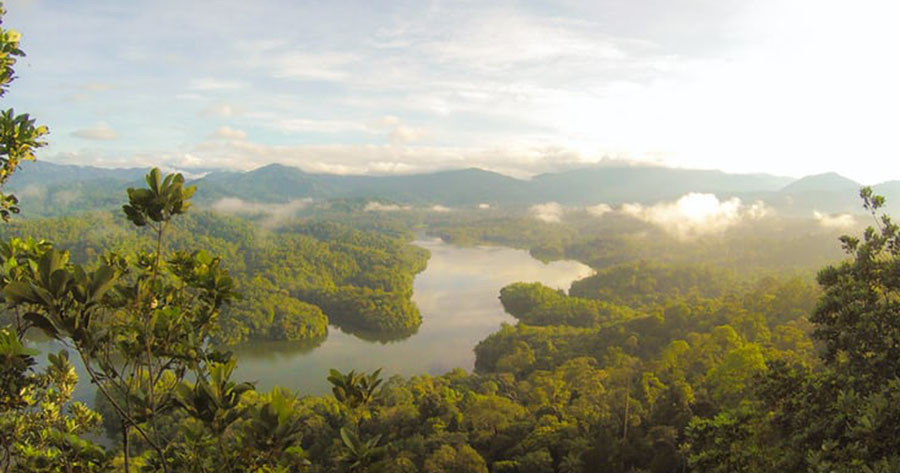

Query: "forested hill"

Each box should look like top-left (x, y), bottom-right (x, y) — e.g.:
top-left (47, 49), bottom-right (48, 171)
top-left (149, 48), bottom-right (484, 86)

top-left (16, 160), bottom-right (900, 217)
top-left (0, 211), bottom-right (430, 345)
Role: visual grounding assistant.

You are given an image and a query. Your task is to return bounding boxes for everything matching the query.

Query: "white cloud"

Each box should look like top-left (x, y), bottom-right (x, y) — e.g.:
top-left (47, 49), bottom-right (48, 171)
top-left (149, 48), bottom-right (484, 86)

top-left (366, 115), bottom-right (402, 130)
top-left (189, 78), bottom-right (246, 91)
top-left (71, 122), bottom-right (118, 141)
top-left (426, 13), bottom-right (628, 69)
top-left (200, 104), bottom-right (239, 118)
top-left (364, 202), bottom-right (411, 212)
top-left (57, 140), bottom-right (602, 178)
top-left (210, 126), bottom-right (247, 140)
top-left (531, 202), bottom-right (564, 223)
top-left (53, 189), bottom-right (81, 206)
top-left (210, 197), bottom-right (312, 227)
top-left (18, 184), bottom-right (46, 201)
top-left (586, 203), bottom-right (612, 217)
top-left (365, 115), bottom-right (428, 145)
top-left (269, 51), bottom-right (357, 81)
top-left (390, 125), bottom-right (428, 145)
top-left (478, 203), bottom-right (491, 209)
top-left (622, 193), bottom-right (771, 239)
top-left (430, 205), bottom-right (452, 213)
top-left (20, 0), bottom-right (900, 183)
top-left (273, 118), bottom-right (367, 134)
top-left (813, 211), bottom-right (856, 229)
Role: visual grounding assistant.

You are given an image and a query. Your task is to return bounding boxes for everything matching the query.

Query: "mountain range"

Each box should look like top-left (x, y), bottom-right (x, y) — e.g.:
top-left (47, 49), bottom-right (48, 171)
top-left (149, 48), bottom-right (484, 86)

top-left (8, 160), bottom-right (900, 218)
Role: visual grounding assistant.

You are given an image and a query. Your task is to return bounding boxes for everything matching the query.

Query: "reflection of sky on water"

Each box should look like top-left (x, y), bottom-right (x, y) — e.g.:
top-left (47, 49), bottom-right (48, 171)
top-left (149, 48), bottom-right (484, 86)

top-left (232, 239), bottom-right (592, 395)
top-left (29, 240), bottom-right (593, 398)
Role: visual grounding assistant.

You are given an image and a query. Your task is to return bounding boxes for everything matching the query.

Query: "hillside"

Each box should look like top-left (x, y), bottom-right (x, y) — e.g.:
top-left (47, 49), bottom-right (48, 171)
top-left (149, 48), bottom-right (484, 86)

top-left (7, 160), bottom-right (879, 217)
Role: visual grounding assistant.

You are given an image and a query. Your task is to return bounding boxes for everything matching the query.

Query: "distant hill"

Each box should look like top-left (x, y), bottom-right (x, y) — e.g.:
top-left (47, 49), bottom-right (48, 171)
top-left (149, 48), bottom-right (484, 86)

top-left (5, 161), bottom-right (146, 218)
top-left (193, 165), bottom-right (530, 206)
top-left (779, 172), bottom-right (861, 194)
top-left (8, 160), bottom-right (146, 188)
top-left (530, 166), bottom-right (793, 204)
top-left (1, 160), bottom-right (883, 218)
top-left (874, 181), bottom-right (900, 212)
top-left (194, 164), bottom-right (799, 206)
top-left (770, 172), bottom-right (864, 217)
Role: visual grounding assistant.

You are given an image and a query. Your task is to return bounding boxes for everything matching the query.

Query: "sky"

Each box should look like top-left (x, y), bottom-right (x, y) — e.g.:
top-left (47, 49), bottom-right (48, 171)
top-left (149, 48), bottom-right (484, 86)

top-left (4, 0), bottom-right (900, 182)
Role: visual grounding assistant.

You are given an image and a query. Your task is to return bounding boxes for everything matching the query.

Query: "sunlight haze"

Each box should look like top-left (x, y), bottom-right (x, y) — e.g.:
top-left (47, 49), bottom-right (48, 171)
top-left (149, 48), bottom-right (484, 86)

top-left (5, 0), bottom-right (898, 182)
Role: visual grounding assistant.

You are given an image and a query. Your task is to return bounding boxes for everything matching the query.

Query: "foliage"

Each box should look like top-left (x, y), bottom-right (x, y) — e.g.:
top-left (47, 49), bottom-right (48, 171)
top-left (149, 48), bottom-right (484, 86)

top-left (0, 4), bottom-right (48, 221)
top-left (0, 343), bottom-right (110, 472)
top-left (0, 210), bottom-right (430, 344)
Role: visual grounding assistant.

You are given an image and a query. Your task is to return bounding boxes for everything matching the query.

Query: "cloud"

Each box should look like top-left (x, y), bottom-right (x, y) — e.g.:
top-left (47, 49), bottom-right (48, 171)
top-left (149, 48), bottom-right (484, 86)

top-left (586, 203), bottom-right (612, 217)
top-left (268, 51), bottom-right (357, 81)
top-left (71, 122), bottom-right (118, 141)
top-left (53, 140), bottom-right (606, 178)
top-left (531, 202), bottom-right (564, 223)
top-left (210, 197), bottom-right (312, 227)
top-left (478, 203), bottom-right (491, 209)
top-left (390, 125), bottom-right (428, 145)
top-left (189, 78), bottom-right (246, 91)
top-left (813, 211), bottom-right (856, 229)
top-left (364, 202), bottom-right (411, 212)
top-left (622, 193), bottom-right (771, 238)
top-left (210, 126), bottom-right (247, 140)
top-left (365, 115), bottom-right (428, 145)
top-left (200, 104), bottom-right (239, 118)
top-left (430, 205), bottom-right (452, 213)
top-left (273, 118), bottom-right (366, 134)
top-left (18, 184), bottom-right (46, 201)
top-left (53, 189), bottom-right (81, 206)
top-left (366, 115), bottom-right (402, 130)
top-left (20, 0), bottom-right (900, 184)
top-left (426, 13), bottom-right (628, 69)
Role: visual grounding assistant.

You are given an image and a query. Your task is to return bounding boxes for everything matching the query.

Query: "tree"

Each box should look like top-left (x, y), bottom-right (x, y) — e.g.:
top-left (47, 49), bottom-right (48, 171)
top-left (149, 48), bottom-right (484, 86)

top-left (0, 5), bottom-right (111, 472)
top-left (686, 188), bottom-right (900, 473)
top-left (328, 368), bottom-right (383, 410)
top-left (812, 187), bottom-right (900, 389)
top-left (423, 444), bottom-right (488, 473)
top-left (0, 3), bottom-right (48, 221)
top-left (3, 169), bottom-right (242, 472)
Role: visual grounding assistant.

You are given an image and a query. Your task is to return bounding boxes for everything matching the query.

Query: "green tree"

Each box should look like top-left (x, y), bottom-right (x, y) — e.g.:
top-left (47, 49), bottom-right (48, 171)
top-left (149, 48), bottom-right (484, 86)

top-left (3, 169), bottom-right (242, 472)
top-left (0, 3), bottom-right (48, 221)
top-left (423, 444), bottom-right (488, 473)
top-left (0, 4), bottom-right (110, 471)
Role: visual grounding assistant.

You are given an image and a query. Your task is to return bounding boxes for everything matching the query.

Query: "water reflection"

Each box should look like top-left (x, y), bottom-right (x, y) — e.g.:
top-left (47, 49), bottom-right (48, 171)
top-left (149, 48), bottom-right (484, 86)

top-left (231, 239), bottom-right (593, 394)
top-left (27, 239), bottom-right (593, 398)
top-left (330, 322), bottom-right (419, 344)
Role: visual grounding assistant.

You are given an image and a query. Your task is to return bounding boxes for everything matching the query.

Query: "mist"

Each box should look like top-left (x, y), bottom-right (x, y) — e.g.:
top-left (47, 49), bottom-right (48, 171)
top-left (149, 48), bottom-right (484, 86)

top-left (210, 197), bottom-right (312, 227)
top-left (621, 193), bottom-right (771, 239)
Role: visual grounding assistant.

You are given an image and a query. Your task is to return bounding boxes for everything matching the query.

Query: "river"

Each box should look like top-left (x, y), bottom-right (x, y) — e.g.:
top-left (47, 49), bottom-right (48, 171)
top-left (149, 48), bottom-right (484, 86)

top-left (30, 239), bottom-right (593, 401)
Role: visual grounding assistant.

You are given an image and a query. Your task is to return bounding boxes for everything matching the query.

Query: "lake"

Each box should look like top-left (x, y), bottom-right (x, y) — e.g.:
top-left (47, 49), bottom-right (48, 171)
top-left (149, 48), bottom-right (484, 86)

top-left (30, 239), bottom-right (593, 401)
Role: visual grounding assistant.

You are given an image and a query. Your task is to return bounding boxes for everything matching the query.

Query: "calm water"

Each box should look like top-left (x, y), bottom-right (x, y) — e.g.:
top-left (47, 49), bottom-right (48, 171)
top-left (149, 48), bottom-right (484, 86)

top-left (31, 239), bottom-right (592, 400)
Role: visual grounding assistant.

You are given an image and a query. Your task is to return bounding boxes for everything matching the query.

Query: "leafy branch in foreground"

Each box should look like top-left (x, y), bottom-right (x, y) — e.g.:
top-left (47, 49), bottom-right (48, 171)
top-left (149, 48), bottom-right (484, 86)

top-left (3, 168), bottom-right (237, 472)
top-left (0, 4), bottom-right (47, 221)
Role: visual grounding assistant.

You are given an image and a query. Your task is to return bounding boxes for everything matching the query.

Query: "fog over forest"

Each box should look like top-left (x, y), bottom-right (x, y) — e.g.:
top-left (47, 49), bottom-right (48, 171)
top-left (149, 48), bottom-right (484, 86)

top-left (2, 1), bottom-right (899, 472)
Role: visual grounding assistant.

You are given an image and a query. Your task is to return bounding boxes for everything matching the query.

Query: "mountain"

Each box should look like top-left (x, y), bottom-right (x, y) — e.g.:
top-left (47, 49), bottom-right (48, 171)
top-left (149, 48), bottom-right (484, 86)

top-left (770, 172), bottom-right (864, 217)
top-left (779, 172), bottom-right (861, 194)
top-left (2, 160), bottom-right (883, 218)
top-left (194, 164), bottom-right (796, 206)
top-left (7, 160), bottom-right (146, 189)
top-left (873, 181), bottom-right (900, 212)
top-left (193, 165), bottom-right (528, 206)
top-left (530, 166), bottom-right (793, 205)
top-left (197, 164), bottom-right (342, 201)
top-left (4, 161), bottom-right (147, 218)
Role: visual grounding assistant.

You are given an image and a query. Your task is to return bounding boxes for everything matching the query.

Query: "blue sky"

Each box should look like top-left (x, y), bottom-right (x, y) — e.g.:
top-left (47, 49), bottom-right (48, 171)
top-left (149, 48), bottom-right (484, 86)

top-left (5, 0), bottom-right (900, 182)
